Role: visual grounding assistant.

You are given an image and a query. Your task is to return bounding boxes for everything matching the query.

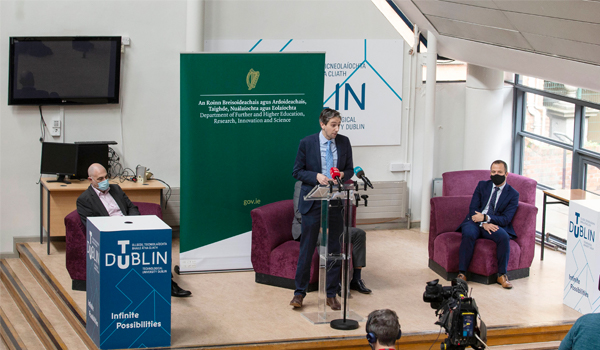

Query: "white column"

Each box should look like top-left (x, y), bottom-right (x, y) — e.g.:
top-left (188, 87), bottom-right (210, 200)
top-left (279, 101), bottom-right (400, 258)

top-left (186, 0), bottom-right (205, 52)
top-left (420, 31), bottom-right (437, 233)
top-left (463, 64), bottom-right (505, 170)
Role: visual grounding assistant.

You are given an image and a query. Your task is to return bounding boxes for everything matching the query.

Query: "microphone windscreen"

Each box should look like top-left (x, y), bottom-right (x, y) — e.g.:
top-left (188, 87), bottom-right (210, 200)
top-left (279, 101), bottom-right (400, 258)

top-left (330, 167), bottom-right (341, 179)
top-left (354, 166), bottom-right (365, 177)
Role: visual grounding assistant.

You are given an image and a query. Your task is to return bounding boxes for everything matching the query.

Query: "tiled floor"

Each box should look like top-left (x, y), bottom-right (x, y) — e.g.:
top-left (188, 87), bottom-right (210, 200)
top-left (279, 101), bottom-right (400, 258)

top-left (29, 228), bottom-right (581, 347)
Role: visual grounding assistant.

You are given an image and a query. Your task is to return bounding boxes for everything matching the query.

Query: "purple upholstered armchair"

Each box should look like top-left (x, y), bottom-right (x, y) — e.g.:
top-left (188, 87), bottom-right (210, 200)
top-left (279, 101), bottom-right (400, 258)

top-left (251, 199), bottom-right (356, 290)
top-left (64, 202), bottom-right (163, 291)
top-left (429, 170), bottom-right (538, 284)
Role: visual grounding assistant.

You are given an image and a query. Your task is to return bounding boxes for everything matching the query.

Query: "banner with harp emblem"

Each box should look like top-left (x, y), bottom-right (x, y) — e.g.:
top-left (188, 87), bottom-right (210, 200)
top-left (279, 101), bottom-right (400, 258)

top-left (180, 53), bottom-right (325, 272)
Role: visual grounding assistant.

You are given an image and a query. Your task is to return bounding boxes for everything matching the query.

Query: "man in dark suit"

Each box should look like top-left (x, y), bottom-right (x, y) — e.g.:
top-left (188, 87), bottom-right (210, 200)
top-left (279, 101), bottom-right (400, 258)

top-left (457, 160), bottom-right (519, 289)
top-left (289, 108), bottom-right (354, 310)
top-left (292, 181), bottom-right (371, 295)
top-left (76, 163), bottom-right (191, 297)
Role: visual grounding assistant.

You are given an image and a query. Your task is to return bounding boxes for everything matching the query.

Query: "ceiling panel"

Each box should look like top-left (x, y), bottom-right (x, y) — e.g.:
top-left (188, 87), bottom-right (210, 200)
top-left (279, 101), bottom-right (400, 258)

top-left (492, 0), bottom-right (600, 25)
top-left (413, 0), bottom-right (516, 30)
top-left (438, 0), bottom-right (500, 10)
top-left (505, 12), bottom-right (600, 46)
top-left (427, 15), bottom-right (534, 50)
top-left (523, 32), bottom-right (600, 65)
top-left (390, 0), bottom-right (600, 91)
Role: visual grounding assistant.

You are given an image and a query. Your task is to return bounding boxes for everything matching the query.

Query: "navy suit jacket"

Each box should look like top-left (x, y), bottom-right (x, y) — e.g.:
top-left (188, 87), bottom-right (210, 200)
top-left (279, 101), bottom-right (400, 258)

top-left (76, 184), bottom-right (140, 227)
top-left (457, 180), bottom-right (520, 237)
top-left (292, 132), bottom-right (353, 215)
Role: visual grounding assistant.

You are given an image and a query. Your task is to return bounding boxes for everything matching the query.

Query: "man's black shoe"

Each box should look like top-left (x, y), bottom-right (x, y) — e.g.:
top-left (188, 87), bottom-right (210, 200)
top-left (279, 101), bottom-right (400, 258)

top-left (350, 279), bottom-right (372, 294)
top-left (171, 280), bottom-right (191, 297)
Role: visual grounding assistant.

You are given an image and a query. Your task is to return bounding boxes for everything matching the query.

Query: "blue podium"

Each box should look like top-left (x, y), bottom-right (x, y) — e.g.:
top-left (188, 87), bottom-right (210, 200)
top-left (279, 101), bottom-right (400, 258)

top-left (86, 215), bottom-right (172, 349)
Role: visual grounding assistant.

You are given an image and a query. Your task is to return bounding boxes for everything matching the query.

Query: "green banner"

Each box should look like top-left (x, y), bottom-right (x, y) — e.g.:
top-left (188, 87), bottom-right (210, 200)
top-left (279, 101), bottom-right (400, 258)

top-left (180, 53), bottom-right (325, 270)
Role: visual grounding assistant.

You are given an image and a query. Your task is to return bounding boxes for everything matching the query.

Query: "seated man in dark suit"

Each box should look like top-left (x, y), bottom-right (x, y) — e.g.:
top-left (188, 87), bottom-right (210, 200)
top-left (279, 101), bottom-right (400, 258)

top-left (457, 160), bottom-right (519, 289)
top-left (292, 181), bottom-right (371, 294)
top-left (77, 163), bottom-right (191, 297)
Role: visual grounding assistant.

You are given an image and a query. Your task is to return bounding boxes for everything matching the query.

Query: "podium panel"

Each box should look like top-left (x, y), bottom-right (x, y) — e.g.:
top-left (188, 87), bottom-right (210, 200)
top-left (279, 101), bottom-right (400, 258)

top-left (565, 200), bottom-right (600, 314)
top-left (86, 215), bottom-right (172, 349)
top-left (302, 185), bottom-right (363, 326)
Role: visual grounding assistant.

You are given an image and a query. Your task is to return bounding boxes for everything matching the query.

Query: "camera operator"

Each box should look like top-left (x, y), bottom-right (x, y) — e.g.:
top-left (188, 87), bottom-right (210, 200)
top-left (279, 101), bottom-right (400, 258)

top-left (365, 309), bottom-right (401, 350)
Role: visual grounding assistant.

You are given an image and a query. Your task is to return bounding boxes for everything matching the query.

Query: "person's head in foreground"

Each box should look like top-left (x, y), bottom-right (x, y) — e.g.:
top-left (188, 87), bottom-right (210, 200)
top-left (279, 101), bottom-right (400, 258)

top-left (366, 309), bottom-right (401, 350)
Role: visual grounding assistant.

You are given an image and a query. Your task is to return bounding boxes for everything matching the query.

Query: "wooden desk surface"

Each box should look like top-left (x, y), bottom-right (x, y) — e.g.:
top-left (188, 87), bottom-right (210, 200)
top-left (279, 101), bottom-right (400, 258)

top-left (543, 189), bottom-right (600, 203)
top-left (41, 178), bottom-right (165, 239)
top-left (40, 178), bottom-right (165, 191)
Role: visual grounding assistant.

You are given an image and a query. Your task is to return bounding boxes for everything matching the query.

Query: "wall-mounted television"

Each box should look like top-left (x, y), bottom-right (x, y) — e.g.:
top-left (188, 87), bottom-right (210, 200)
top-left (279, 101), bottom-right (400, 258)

top-left (8, 36), bottom-right (121, 105)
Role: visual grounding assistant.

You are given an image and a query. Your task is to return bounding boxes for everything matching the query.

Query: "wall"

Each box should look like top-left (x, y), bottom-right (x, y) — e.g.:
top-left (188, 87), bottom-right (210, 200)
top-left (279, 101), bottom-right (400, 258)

top-left (0, 0), bottom-right (512, 255)
top-left (0, 0), bottom-right (188, 254)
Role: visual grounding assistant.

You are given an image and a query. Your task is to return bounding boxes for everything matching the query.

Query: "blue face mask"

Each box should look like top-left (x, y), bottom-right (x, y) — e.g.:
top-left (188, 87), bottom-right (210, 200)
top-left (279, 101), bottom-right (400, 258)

top-left (98, 179), bottom-right (109, 191)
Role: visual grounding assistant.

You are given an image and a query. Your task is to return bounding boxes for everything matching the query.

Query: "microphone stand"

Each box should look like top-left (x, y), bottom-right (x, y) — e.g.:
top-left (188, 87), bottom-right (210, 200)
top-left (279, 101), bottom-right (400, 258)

top-left (330, 182), bottom-right (359, 330)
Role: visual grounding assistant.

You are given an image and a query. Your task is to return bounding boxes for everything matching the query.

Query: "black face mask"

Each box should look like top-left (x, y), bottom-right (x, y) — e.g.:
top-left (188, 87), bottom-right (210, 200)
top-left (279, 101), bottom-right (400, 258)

top-left (491, 174), bottom-right (505, 186)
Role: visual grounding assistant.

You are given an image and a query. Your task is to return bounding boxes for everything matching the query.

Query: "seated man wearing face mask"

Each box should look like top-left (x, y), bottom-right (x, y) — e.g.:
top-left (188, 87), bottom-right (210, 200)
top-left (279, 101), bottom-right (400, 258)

top-left (456, 160), bottom-right (519, 289)
top-left (76, 163), bottom-right (191, 297)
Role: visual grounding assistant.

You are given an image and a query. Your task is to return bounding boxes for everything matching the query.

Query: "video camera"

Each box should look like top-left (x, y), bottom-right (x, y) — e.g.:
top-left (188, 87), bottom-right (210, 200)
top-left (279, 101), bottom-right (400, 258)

top-left (423, 279), bottom-right (487, 350)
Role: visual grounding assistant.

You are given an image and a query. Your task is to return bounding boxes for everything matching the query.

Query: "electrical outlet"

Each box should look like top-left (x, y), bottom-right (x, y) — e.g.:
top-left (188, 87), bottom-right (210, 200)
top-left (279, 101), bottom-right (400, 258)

top-left (50, 117), bottom-right (61, 137)
top-left (390, 163), bottom-right (411, 172)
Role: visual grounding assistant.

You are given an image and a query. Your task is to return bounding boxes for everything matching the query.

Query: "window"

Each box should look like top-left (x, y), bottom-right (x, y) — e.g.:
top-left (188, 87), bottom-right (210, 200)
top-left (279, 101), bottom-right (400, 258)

top-left (583, 107), bottom-right (600, 153)
top-left (584, 163), bottom-right (600, 195)
top-left (522, 138), bottom-right (572, 190)
top-left (513, 75), bottom-right (600, 250)
top-left (514, 75), bottom-right (600, 190)
top-left (518, 76), bottom-right (600, 104)
top-left (524, 93), bottom-right (574, 144)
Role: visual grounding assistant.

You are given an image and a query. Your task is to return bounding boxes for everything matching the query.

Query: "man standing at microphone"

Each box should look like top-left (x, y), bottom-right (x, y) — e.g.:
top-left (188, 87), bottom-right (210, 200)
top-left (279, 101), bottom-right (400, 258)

top-left (290, 108), bottom-right (354, 310)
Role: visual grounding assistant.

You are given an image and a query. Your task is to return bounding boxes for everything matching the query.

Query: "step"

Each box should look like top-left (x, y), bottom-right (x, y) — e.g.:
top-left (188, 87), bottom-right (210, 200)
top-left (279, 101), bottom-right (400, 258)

top-left (15, 244), bottom-right (96, 350)
top-left (490, 341), bottom-right (561, 349)
top-left (0, 258), bottom-right (87, 349)
top-left (0, 279), bottom-right (43, 349)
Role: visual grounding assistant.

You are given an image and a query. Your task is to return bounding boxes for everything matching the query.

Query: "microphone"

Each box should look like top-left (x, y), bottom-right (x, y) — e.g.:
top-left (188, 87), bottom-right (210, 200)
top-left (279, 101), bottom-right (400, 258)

top-left (330, 167), bottom-right (344, 190)
top-left (354, 166), bottom-right (373, 189)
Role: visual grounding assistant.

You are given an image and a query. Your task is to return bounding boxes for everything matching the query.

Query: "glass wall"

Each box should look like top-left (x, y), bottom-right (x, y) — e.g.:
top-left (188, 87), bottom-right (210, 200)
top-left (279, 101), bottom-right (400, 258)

top-left (522, 138), bottom-right (572, 190)
top-left (583, 107), bottom-right (600, 153)
top-left (513, 76), bottom-right (600, 249)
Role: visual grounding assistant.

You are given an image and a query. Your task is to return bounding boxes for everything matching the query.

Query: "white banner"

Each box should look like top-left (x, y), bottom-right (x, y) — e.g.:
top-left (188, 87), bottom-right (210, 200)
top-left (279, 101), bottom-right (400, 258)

top-left (565, 200), bottom-right (600, 313)
top-left (205, 39), bottom-right (404, 146)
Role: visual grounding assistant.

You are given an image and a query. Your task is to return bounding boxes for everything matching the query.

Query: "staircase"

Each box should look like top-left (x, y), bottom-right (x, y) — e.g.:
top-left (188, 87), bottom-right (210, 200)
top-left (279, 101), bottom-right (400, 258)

top-left (0, 243), bottom-right (96, 350)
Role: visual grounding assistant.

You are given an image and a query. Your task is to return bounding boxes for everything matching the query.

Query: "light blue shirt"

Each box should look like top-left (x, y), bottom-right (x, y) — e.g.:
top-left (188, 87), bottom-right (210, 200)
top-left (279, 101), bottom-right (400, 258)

top-left (482, 182), bottom-right (505, 223)
top-left (319, 131), bottom-right (337, 178)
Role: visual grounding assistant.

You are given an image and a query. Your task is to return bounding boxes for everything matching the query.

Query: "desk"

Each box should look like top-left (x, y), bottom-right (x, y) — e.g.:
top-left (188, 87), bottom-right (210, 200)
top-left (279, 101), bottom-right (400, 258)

top-left (40, 178), bottom-right (164, 254)
top-left (541, 189), bottom-right (600, 260)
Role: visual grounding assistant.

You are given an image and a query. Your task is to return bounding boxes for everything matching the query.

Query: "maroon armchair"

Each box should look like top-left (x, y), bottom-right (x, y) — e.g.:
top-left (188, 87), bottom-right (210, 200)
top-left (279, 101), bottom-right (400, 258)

top-left (429, 170), bottom-right (538, 284)
top-left (251, 199), bottom-right (356, 290)
top-left (64, 202), bottom-right (163, 291)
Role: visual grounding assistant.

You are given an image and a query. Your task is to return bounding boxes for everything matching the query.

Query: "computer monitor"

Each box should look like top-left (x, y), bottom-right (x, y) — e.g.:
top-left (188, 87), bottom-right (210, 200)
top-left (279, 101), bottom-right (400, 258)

top-left (40, 142), bottom-right (78, 184)
top-left (74, 144), bottom-right (109, 180)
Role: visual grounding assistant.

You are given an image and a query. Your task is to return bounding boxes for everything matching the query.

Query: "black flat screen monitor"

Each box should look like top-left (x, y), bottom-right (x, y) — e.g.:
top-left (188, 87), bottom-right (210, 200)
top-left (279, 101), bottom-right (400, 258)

top-left (8, 36), bottom-right (121, 105)
top-left (74, 144), bottom-right (109, 180)
top-left (40, 142), bottom-right (78, 184)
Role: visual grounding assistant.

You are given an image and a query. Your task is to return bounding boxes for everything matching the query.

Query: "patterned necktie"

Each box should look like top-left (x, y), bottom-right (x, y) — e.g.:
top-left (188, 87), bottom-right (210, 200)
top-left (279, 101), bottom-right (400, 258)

top-left (326, 140), bottom-right (334, 178)
top-left (490, 187), bottom-right (500, 215)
